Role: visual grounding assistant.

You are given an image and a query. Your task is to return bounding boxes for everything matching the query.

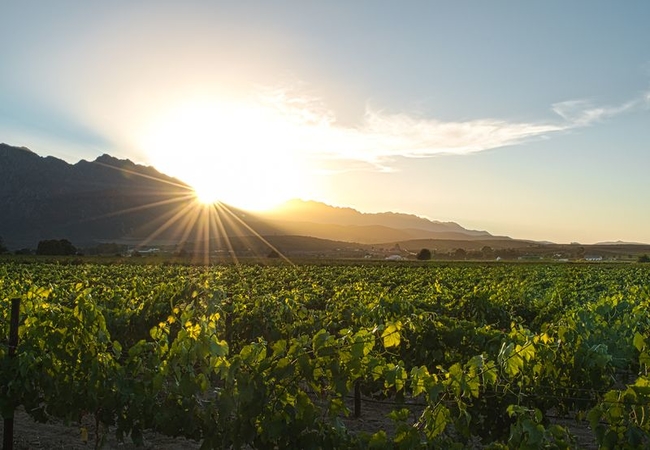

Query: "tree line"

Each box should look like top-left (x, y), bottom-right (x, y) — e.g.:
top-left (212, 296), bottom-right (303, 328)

top-left (0, 237), bottom-right (78, 256)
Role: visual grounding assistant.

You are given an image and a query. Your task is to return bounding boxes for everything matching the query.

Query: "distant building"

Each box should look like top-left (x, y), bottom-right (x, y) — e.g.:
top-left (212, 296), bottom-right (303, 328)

top-left (128, 247), bottom-right (160, 256)
top-left (518, 255), bottom-right (543, 261)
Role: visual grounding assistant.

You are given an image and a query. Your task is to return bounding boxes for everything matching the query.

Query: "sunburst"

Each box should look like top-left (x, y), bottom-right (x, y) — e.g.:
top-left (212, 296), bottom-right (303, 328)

top-left (81, 160), bottom-right (292, 264)
top-left (139, 99), bottom-right (310, 211)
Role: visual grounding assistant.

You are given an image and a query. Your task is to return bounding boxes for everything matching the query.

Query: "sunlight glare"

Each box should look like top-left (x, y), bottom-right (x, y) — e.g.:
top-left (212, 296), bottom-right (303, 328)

top-left (193, 186), bottom-right (220, 205)
top-left (140, 99), bottom-right (310, 211)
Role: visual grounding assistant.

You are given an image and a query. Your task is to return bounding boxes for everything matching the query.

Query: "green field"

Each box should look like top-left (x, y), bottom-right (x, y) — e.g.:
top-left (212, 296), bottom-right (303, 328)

top-left (2, 261), bottom-right (650, 448)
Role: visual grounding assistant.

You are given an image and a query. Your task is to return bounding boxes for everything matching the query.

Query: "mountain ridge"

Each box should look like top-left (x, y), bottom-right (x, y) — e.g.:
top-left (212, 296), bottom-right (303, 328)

top-left (259, 199), bottom-right (504, 244)
top-left (0, 143), bottom-right (503, 249)
top-left (0, 143), bottom-right (198, 247)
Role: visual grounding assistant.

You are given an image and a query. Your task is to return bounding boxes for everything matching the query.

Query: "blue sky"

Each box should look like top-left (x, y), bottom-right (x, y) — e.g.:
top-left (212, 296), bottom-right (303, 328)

top-left (1, 1), bottom-right (649, 243)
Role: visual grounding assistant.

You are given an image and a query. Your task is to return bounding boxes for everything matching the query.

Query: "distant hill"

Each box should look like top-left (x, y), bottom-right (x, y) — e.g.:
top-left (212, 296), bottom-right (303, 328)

top-left (0, 144), bottom-right (513, 250)
top-left (380, 238), bottom-right (535, 252)
top-left (259, 199), bottom-right (509, 244)
top-left (595, 240), bottom-right (649, 246)
top-left (2, 144), bottom-right (649, 260)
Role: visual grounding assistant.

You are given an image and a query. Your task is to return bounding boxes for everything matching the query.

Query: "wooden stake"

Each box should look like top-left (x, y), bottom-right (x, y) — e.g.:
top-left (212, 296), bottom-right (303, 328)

top-left (354, 380), bottom-right (361, 418)
top-left (3, 298), bottom-right (20, 450)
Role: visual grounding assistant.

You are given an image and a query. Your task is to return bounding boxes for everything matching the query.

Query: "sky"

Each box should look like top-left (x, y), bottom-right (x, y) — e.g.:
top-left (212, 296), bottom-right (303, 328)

top-left (1, 1), bottom-right (649, 244)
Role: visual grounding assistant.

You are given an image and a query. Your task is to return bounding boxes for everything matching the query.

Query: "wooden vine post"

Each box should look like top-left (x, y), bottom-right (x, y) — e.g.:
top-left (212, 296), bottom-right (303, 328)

top-left (3, 298), bottom-right (20, 450)
top-left (354, 380), bottom-right (361, 418)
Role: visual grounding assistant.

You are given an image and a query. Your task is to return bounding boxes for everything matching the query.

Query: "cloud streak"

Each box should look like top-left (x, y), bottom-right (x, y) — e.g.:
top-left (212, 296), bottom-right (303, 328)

top-left (257, 87), bottom-right (650, 172)
top-left (300, 112), bottom-right (565, 173)
top-left (551, 94), bottom-right (649, 126)
top-left (218, 89), bottom-right (650, 172)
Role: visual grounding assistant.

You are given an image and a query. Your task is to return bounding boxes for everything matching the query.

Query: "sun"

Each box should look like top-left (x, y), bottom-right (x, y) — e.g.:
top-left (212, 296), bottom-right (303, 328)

top-left (140, 99), bottom-right (310, 210)
top-left (193, 186), bottom-right (221, 205)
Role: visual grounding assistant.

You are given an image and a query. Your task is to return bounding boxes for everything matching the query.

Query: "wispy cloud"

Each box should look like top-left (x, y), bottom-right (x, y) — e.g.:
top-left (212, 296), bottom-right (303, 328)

top-left (256, 87), bottom-right (650, 172)
top-left (551, 93), bottom-right (649, 126)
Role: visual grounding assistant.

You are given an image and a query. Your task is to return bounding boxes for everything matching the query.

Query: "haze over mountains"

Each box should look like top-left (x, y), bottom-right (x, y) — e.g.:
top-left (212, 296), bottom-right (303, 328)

top-left (3, 143), bottom-right (650, 262)
top-left (259, 199), bottom-right (506, 244)
top-left (0, 143), bottom-right (507, 250)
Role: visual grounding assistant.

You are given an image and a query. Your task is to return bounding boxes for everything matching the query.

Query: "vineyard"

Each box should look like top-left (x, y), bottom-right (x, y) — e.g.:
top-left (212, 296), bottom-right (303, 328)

top-left (2, 260), bottom-right (650, 449)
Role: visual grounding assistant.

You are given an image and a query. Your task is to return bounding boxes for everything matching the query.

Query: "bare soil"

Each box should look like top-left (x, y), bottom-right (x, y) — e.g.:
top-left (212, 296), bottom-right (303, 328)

top-left (1, 408), bottom-right (201, 450)
top-left (2, 400), bottom-right (597, 449)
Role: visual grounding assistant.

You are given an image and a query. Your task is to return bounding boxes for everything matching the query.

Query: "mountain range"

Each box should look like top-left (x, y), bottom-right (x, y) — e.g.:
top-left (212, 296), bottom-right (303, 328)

top-left (0, 143), bottom-right (507, 250)
top-left (258, 199), bottom-right (505, 244)
top-left (2, 143), bottom-right (648, 260)
top-left (1, 143), bottom-right (194, 248)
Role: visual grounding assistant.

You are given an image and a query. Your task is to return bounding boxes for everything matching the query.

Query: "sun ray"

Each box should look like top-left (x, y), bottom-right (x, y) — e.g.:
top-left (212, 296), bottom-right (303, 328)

top-left (216, 202), bottom-right (293, 264)
top-left (136, 201), bottom-right (199, 249)
top-left (160, 203), bottom-right (205, 251)
top-left (52, 157), bottom-right (201, 242)
top-left (67, 152), bottom-right (299, 264)
top-left (174, 204), bottom-right (204, 256)
top-left (209, 202), bottom-right (240, 265)
top-left (78, 193), bottom-right (195, 223)
top-left (91, 160), bottom-right (192, 191)
top-left (194, 205), bottom-right (210, 265)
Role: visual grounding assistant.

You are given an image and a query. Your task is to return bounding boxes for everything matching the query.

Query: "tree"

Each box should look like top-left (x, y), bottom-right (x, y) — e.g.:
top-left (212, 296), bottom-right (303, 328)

top-left (416, 248), bottom-right (432, 261)
top-left (0, 236), bottom-right (7, 254)
top-left (481, 246), bottom-right (494, 259)
top-left (638, 254), bottom-right (650, 263)
top-left (86, 242), bottom-right (126, 256)
top-left (453, 248), bottom-right (467, 260)
top-left (36, 239), bottom-right (77, 256)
